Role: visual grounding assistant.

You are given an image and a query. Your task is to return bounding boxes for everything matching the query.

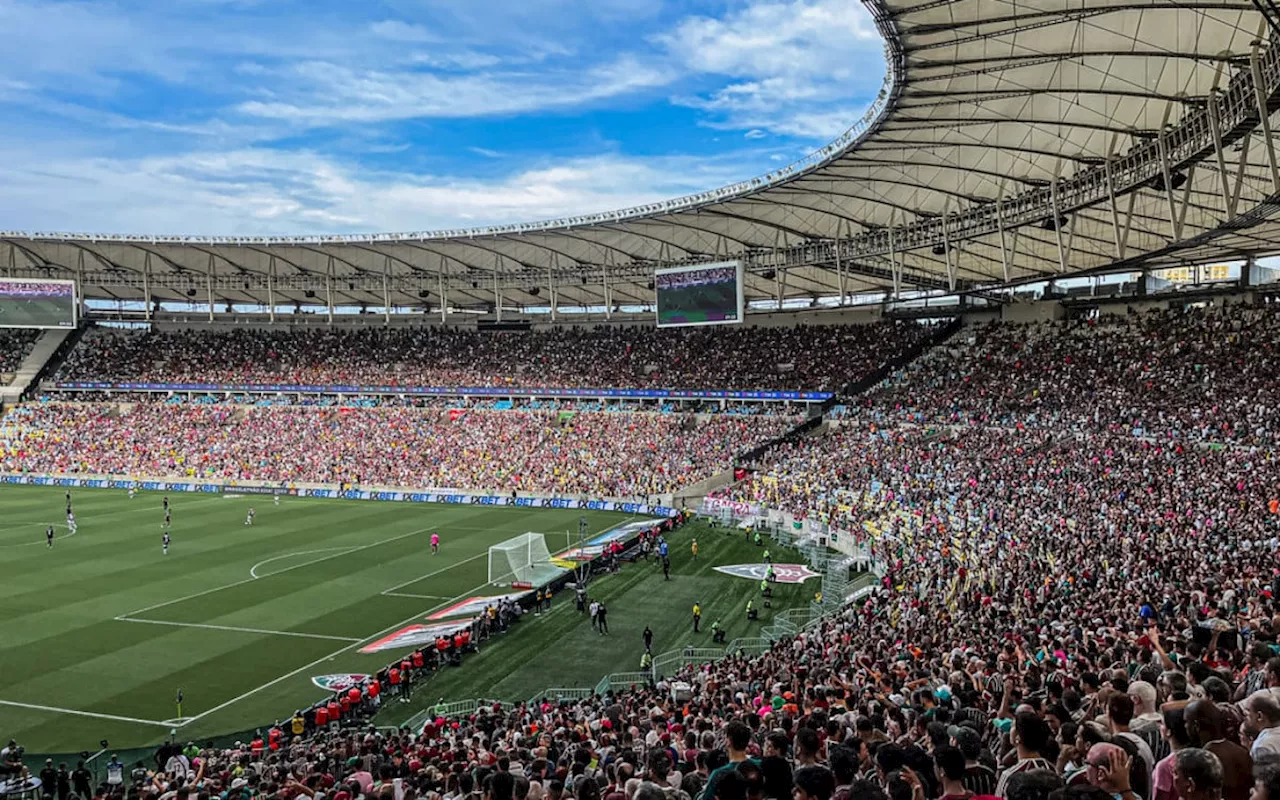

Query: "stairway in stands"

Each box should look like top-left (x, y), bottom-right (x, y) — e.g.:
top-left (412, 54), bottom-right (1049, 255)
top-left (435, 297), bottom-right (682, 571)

top-left (0, 324), bottom-right (88, 406)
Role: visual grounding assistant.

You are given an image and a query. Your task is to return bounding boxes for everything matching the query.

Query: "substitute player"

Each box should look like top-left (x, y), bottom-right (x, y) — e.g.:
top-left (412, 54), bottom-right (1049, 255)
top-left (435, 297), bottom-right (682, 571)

top-left (431, 532), bottom-right (440, 555)
top-left (162, 531), bottom-right (170, 555)
top-left (245, 507), bottom-right (255, 526)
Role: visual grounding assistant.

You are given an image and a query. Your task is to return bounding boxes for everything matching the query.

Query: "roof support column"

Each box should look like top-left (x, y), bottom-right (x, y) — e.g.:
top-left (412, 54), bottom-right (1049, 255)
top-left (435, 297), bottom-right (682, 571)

top-left (995, 198), bottom-right (1010, 283)
top-left (603, 252), bottom-right (612, 320)
top-left (267, 256), bottom-right (277, 323)
top-left (1207, 91), bottom-right (1235, 219)
top-left (438, 266), bottom-right (447, 324)
top-left (325, 255), bottom-right (335, 324)
top-left (835, 221), bottom-right (847, 307)
top-left (1103, 157), bottom-right (1124, 259)
top-left (888, 218), bottom-right (901, 300)
top-left (143, 252), bottom-right (153, 322)
top-left (6, 243), bottom-right (14, 277)
top-left (493, 254), bottom-right (502, 323)
top-left (1157, 130), bottom-right (1182, 241)
top-left (549, 255), bottom-right (558, 323)
top-left (1232, 132), bottom-right (1254, 213)
top-left (76, 250), bottom-right (86, 318)
top-left (1250, 44), bottom-right (1280, 194)
top-left (940, 214), bottom-right (955, 292)
top-left (1049, 180), bottom-right (1067, 273)
top-left (206, 252), bottom-right (216, 323)
top-left (383, 256), bottom-right (392, 325)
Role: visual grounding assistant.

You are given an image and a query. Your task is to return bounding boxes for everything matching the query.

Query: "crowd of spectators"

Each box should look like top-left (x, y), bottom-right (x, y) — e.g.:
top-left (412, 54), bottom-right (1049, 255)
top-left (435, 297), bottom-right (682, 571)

top-left (9, 303), bottom-right (1280, 800)
top-left (12, 421), bottom-right (1280, 800)
top-left (0, 328), bottom-right (39, 383)
top-left (56, 322), bottom-right (932, 393)
top-left (0, 405), bottom-right (795, 500)
top-left (846, 305), bottom-right (1280, 443)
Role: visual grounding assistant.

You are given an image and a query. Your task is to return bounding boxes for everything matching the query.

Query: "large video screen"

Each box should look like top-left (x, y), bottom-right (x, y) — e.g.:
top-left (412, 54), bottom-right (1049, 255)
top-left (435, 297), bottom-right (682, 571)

top-left (0, 279), bottom-right (77, 329)
top-left (655, 261), bottom-right (744, 328)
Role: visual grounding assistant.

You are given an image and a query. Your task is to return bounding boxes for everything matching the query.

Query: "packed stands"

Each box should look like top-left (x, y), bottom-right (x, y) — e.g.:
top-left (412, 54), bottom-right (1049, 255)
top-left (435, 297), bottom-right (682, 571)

top-left (7, 303), bottom-right (1280, 800)
top-left (0, 404), bottom-right (795, 498)
top-left (847, 305), bottom-right (1280, 443)
top-left (0, 328), bottom-right (38, 384)
top-left (56, 322), bottom-right (932, 393)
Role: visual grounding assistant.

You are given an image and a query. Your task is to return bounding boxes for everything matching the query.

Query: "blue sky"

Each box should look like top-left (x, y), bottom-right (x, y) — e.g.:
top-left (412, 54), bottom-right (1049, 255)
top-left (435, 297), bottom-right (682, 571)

top-left (0, 0), bottom-right (886, 236)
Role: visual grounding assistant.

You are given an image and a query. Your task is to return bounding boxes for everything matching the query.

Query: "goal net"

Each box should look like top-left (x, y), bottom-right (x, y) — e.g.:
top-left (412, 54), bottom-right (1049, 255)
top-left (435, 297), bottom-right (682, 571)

top-left (487, 532), bottom-right (559, 586)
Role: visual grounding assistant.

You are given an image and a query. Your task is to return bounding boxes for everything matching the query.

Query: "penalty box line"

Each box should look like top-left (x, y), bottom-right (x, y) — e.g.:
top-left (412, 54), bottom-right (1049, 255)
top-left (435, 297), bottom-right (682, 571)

top-left (175, 520), bottom-right (628, 728)
top-left (0, 699), bottom-right (174, 728)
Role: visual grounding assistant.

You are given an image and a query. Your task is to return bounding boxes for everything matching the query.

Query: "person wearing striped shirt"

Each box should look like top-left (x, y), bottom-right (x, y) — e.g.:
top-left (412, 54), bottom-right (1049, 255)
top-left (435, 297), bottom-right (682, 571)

top-left (995, 713), bottom-right (1056, 797)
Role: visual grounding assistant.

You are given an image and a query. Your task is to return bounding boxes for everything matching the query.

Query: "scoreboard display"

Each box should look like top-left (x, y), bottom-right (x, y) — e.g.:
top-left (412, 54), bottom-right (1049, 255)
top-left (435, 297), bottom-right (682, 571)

top-left (654, 261), bottom-right (744, 328)
top-left (0, 278), bottom-right (77, 329)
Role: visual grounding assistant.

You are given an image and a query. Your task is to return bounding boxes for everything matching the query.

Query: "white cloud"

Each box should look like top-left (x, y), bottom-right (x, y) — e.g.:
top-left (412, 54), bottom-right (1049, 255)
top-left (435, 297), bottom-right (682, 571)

top-left (744, 129), bottom-right (768, 139)
top-left (660, 0), bottom-right (885, 139)
top-left (0, 145), bottom-right (763, 236)
top-left (235, 55), bottom-right (674, 124)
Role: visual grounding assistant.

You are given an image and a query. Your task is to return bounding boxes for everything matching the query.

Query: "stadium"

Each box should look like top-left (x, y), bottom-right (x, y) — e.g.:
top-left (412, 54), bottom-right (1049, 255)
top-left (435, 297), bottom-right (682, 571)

top-left (2, 1), bottom-right (1280, 800)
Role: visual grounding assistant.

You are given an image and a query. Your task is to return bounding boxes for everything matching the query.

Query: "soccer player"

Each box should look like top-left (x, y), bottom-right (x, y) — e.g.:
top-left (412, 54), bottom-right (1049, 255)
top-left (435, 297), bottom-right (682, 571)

top-left (245, 507), bottom-right (255, 526)
top-left (66, 510), bottom-right (76, 534)
top-left (691, 539), bottom-right (698, 558)
top-left (46, 525), bottom-right (54, 548)
top-left (127, 486), bottom-right (135, 500)
top-left (431, 532), bottom-right (440, 554)
top-left (162, 532), bottom-right (170, 555)
top-left (273, 494), bottom-right (280, 506)
top-left (163, 507), bottom-right (171, 528)
top-left (163, 496), bottom-right (169, 513)
top-left (65, 490), bottom-right (72, 513)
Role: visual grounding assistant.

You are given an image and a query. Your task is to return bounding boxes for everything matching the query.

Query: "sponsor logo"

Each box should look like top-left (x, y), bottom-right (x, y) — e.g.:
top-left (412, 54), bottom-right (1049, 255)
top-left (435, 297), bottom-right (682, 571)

top-left (586, 518), bottom-right (663, 547)
top-left (311, 673), bottom-right (369, 692)
top-left (702, 497), bottom-right (762, 518)
top-left (427, 593), bottom-right (528, 620)
top-left (359, 619), bottom-right (475, 653)
top-left (713, 563), bottom-right (821, 583)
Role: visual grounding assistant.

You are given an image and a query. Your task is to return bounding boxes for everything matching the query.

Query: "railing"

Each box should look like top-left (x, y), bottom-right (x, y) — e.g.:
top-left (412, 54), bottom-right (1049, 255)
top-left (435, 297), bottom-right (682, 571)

top-left (396, 531), bottom-right (871, 730)
top-left (527, 687), bottom-right (594, 705)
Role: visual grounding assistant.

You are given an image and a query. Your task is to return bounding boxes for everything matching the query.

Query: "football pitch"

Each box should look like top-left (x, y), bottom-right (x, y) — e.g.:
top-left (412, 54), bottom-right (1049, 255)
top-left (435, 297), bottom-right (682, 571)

top-left (0, 487), bottom-right (815, 755)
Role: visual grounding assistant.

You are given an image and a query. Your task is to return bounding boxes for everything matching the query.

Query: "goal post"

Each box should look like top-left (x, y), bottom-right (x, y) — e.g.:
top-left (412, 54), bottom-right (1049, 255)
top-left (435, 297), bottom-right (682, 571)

top-left (488, 532), bottom-right (557, 586)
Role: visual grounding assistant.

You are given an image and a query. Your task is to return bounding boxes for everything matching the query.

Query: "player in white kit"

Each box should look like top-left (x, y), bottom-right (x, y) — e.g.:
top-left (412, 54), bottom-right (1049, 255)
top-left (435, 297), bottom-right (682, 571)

top-left (245, 507), bottom-right (255, 526)
top-left (66, 511), bottom-right (77, 533)
top-left (162, 532), bottom-right (170, 555)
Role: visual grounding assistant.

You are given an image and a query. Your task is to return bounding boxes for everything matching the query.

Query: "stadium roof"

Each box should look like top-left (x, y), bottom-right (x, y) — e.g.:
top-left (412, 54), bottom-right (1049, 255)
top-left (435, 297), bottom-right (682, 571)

top-left (5, 0), bottom-right (1280, 314)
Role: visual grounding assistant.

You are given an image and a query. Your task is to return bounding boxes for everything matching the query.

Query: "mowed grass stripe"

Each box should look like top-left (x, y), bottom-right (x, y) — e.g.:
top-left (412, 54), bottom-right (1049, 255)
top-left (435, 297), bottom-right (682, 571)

top-left (0, 486), bottom-right (636, 752)
top-left (377, 524), bottom-right (813, 721)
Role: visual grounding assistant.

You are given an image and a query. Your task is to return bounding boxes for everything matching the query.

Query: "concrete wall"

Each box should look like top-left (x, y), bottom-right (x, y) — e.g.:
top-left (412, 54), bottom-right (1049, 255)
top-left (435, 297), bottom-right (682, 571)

top-left (1001, 300), bottom-right (1066, 324)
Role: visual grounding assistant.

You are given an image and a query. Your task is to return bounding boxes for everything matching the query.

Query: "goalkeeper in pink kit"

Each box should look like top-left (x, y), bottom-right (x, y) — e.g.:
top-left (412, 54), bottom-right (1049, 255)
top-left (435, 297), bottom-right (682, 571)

top-left (431, 532), bottom-right (440, 554)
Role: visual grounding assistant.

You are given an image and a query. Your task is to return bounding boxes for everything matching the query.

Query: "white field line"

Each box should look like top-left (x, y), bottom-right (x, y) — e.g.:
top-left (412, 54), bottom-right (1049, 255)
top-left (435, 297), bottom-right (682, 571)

top-left (379, 551), bottom-right (487, 595)
top-left (114, 617), bottom-right (360, 642)
top-left (382, 593), bottom-right (452, 600)
top-left (0, 699), bottom-right (172, 727)
top-left (250, 547), bottom-right (356, 579)
top-left (176, 519), bottom-right (627, 727)
top-left (118, 528), bottom-right (431, 619)
top-left (0, 494), bottom-right (228, 548)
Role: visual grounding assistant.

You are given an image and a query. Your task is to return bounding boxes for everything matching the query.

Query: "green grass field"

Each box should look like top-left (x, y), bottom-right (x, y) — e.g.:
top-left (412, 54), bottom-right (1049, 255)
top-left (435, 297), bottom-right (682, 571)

top-left (0, 487), bottom-right (814, 755)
